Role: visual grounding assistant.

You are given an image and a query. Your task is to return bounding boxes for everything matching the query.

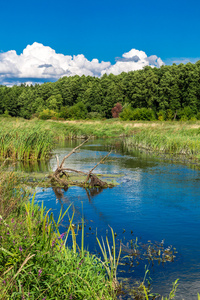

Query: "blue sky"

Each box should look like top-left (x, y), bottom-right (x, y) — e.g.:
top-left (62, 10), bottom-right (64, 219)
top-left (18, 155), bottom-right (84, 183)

top-left (0, 0), bottom-right (200, 85)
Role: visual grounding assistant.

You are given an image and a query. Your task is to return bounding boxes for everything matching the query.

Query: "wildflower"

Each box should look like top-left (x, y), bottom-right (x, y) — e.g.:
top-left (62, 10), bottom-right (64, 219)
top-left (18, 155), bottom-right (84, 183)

top-left (38, 269), bottom-right (42, 276)
top-left (79, 259), bottom-right (84, 265)
top-left (69, 295), bottom-right (73, 299)
top-left (11, 218), bottom-right (14, 223)
top-left (6, 232), bottom-right (10, 235)
top-left (58, 232), bottom-right (65, 239)
top-left (19, 246), bottom-right (23, 252)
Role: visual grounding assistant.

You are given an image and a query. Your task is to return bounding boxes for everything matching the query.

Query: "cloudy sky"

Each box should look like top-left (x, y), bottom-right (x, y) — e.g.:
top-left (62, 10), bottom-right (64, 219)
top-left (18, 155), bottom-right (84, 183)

top-left (0, 0), bottom-right (200, 85)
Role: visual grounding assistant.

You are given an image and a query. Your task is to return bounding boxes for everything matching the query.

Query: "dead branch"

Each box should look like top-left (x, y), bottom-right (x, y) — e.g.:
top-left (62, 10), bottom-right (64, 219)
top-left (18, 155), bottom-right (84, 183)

top-left (60, 138), bottom-right (90, 168)
top-left (85, 150), bottom-right (112, 184)
top-left (50, 138), bottom-right (113, 189)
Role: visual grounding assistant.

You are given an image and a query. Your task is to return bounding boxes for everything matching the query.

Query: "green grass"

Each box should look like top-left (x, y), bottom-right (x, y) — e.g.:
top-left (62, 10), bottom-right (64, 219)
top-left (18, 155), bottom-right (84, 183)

top-left (0, 117), bottom-right (133, 161)
top-left (0, 172), bottom-right (118, 299)
top-left (1, 117), bottom-right (200, 161)
top-left (125, 125), bottom-right (200, 161)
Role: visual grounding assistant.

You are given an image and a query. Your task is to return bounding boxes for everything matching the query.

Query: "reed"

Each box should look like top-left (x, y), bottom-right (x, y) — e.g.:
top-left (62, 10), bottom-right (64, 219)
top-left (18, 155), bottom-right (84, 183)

top-left (125, 126), bottom-right (200, 160)
top-left (0, 194), bottom-right (117, 299)
top-left (1, 117), bottom-right (200, 161)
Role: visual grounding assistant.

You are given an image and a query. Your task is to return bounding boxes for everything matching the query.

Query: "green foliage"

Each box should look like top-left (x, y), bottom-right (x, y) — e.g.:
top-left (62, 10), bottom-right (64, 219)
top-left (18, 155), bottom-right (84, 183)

top-left (1, 61), bottom-right (200, 120)
top-left (0, 119), bottom-right (54, 160)
top-left (39, 108), bottom-right (56, 120)
top-left (87, 111), bottom-right (104, 120)
top-left (68, 102), bottom-right (88, 120)
top-left (125, 125), bottom-right (200, 159)
top-left (46, 94), bottom-right (63, 111)
top-left (177, 106), bottom-right (195, 121)
top-left (58, 106), bottom-right (69, 119)
top-left (120, 106), bottom-right (156, 121)
top-left (157, 110), bottom-right (166, 121)
top-left (0, 196), bottom-right (116, 299)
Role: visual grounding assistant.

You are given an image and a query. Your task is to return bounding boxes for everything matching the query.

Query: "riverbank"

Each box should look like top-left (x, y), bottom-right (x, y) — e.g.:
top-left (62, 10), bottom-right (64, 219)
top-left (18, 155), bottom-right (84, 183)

top-left (0, 168), bottom-right (119, 299)
top-left (1, 117), bottom-right (200, 162)
top-left (1, 121), bottom-right (200, 299)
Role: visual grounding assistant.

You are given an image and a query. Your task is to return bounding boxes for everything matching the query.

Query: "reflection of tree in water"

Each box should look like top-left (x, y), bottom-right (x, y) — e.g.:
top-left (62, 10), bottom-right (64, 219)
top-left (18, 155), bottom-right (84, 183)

top-left (52, 186), bottom-right (108, 224)
top-left (85, 187), bottom-right (104, 202)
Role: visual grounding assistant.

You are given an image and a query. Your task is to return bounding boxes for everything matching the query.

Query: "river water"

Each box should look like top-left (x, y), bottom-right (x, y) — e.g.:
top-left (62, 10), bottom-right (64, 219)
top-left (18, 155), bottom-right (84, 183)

top-left (25, 139), bottom-right (200, 299)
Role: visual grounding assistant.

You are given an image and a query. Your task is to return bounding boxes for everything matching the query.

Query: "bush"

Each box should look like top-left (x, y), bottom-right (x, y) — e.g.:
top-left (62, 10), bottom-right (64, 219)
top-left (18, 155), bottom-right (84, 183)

top-left (111, 103), bottom-right (123, 118)
top-left (177, 106), bottom-right (194, 121)
top-left (157, 110), bottom-right (166, 121)
top-left (87, 112), bottom-right (104, 120)
top-left (38, 109), bottom-right (56, 120)
top-left (58, 106), bottom-right (69, 119)
top-left (120, 105), bottom-right (156, 121)
top-left (68, 102), bottom-right (88, 120)
top-left (119, 104), bottom-right (134, 120)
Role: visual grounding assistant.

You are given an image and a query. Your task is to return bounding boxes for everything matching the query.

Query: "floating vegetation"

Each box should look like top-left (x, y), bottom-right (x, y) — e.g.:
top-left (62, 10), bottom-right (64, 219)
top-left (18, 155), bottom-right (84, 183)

top-left (120, 239), bottom-right (177, 268)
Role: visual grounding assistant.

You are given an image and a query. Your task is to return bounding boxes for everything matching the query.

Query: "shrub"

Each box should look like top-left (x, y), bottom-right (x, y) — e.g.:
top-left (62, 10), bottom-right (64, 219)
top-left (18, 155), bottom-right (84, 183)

top-left (68, 102), bottom-right (88, 120)
top-left (87, 112), bottom-right (104, 120)
top-left (157, 110), bottom-right (166, 121)
top-left (39, 109), bottom-right (56, 120)
top-left (177, 106), bottom-right (194, 121)
top-left (111, 103), bottom-right (123, 118)
top-left (58, 106), bottom-right (69, 119)
top-left (119, 104), bottom-right (134, 120)
top-left (120, 106), bottom-right (156, 121)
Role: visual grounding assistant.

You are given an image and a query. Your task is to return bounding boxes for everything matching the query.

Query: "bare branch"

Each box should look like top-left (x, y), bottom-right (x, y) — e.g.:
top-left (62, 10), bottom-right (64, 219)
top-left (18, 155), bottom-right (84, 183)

top-left (56, 155), bottom-right (60, 168)
top-left (60, 138), bottom-right (89, 168)
top-left (85, 150), bottom-right (112, 183)
top-left (62, 168), bottom-right (87, 175)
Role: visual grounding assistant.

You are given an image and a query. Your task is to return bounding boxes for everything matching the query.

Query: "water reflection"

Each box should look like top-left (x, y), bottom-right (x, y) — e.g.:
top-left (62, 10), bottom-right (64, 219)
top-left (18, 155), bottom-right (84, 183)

top-left (22, 138), bottom-right (200, 299)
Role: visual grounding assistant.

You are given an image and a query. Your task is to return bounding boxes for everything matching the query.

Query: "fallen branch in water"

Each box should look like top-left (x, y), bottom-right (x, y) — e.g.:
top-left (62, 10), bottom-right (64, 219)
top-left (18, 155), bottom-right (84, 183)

top-left (49, 139), bottom-right (113, 189)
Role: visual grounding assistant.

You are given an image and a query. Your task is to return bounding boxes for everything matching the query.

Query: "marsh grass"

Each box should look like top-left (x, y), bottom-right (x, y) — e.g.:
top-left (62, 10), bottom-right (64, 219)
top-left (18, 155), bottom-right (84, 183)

top-left (125, 126), bottom-right (200, 160)
top-left (1, 117), bottom-right (200, 161)
top-left (0, 117), bottom-right (132, 161)
top-left (0, 193), bottom-right (117, 299)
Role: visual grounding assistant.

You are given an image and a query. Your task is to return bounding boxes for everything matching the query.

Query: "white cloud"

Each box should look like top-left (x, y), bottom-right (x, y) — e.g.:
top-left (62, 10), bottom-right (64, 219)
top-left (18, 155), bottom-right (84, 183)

top-left (164, 57), bottom-right (200, 65)
top-left (0, 42), bottom-right (164, 85)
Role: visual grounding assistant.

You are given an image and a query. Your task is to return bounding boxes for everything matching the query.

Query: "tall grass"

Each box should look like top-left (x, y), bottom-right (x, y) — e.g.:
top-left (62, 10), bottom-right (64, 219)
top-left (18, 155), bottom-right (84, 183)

top-left (126, 126), bottom-right (200, 160)
top-left (0, 194), bottom-right (117, 299)
top-left (0, 117), bottom-right (133, 161)
top-left (1, 117), bottom-right (200, 161)
top-left (0, 119), bottom-right (54, 160)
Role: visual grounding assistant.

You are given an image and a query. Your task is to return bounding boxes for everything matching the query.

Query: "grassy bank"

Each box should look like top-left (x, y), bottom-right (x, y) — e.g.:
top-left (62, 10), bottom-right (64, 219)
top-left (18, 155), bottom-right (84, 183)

top-left (0, 117), bottom-right (134, 160)
top-left (125, 124), bottom-right (200, 161)
top-left (1, 164), bottom-right (199, 299)
top-left (0, 168), bottom-right (119, 299)
top-left (1, 117), bottom-right (200, 161)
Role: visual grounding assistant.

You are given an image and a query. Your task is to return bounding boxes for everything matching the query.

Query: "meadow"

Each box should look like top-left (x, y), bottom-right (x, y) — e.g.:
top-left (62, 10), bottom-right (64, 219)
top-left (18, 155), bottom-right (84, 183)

top-left (1, 117), bottom-right (200, 162)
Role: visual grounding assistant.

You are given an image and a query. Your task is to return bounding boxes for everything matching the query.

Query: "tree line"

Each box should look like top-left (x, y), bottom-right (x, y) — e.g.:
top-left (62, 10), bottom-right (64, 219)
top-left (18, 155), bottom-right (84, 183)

top-left (1, 61), bottom-right (200, 121)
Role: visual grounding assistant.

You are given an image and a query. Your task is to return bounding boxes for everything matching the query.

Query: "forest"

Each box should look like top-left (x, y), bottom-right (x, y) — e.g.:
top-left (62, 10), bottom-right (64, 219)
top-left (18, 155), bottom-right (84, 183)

top-left (0, 61), bottom-right (200, 121)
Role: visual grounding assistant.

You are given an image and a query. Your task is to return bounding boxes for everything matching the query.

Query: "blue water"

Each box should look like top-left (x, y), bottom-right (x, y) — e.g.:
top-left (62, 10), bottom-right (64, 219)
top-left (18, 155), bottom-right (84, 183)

top-left (34, 140), bottom-right (200, 299)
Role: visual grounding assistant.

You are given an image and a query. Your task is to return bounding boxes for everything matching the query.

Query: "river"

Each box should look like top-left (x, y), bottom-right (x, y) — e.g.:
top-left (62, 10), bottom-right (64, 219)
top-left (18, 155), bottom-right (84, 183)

top-left (19, 138), bottom-right (200, 299)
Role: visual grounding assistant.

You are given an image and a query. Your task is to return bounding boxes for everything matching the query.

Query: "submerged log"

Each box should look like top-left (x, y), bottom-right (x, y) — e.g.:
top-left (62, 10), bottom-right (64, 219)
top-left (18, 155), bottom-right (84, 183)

top-left (49, 138), bottom-right (112, 188)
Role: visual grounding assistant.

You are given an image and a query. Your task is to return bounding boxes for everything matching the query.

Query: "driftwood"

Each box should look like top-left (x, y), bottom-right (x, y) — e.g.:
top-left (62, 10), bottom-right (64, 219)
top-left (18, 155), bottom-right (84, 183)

top-left (49, 138), bottom-right (112, 188)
